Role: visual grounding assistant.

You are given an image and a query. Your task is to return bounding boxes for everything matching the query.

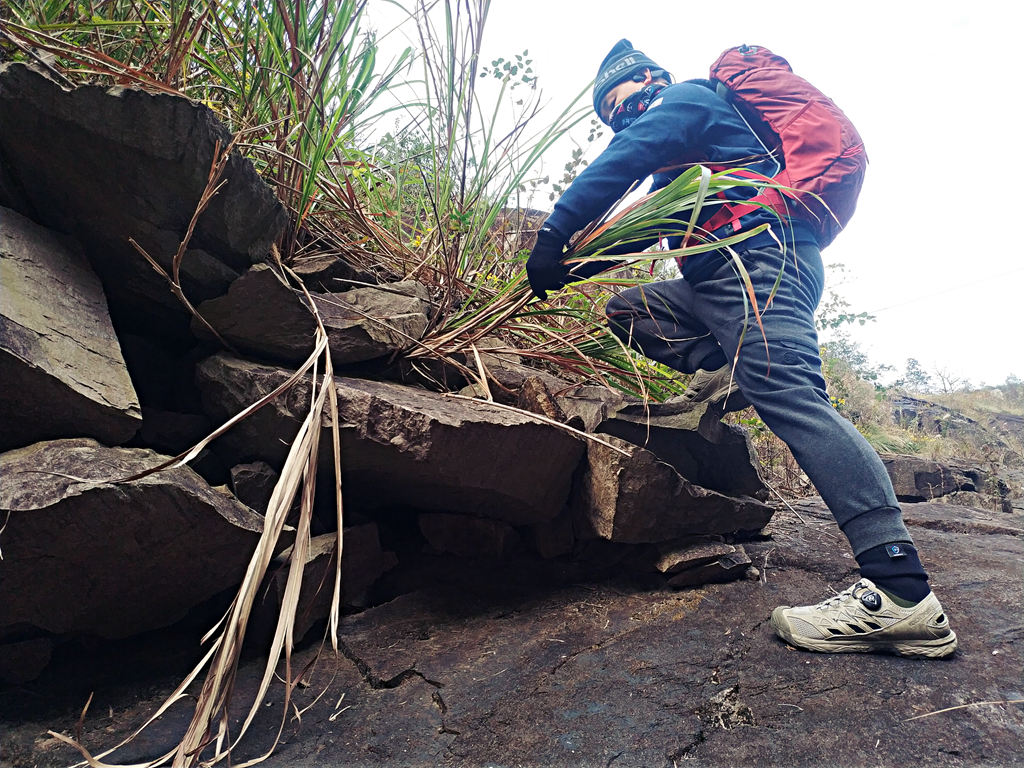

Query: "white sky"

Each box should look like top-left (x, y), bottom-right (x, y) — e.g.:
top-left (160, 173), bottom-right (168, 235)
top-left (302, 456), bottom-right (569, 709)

top-left (368, 1), bottom-right (1023, 387)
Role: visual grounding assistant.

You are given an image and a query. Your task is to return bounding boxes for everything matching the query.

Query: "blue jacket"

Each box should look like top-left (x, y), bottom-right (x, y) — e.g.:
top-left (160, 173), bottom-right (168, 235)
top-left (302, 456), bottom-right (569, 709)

top-left (544, 79), bottom-right (817, 275)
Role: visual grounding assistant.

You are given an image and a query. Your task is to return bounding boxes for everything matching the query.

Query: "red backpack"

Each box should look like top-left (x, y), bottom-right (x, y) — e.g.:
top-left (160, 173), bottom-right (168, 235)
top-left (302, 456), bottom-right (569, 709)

top-left (701, 45), bottom-right (867, 248)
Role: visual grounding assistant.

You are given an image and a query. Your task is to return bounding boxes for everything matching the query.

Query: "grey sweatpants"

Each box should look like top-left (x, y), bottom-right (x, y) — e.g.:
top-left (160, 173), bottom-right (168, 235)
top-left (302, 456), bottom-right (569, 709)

top-left (605, 243), bottom-right (912, 556)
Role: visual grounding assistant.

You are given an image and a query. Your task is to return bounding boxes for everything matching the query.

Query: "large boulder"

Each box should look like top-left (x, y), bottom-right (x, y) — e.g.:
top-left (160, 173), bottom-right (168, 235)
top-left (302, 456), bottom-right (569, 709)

top-left (193, 264), bottom-right (431, 366)
top-left (195, 353), bottom-right (586, 525)
top-left (880, 452), bottom-right (1011, 513)
top-left (0, 439), bottom-right (263, 642)
top-left (573, 435), bottom-right (773, 544)
top-left (289, 252), bottom-right (380, 293)
top-left (595, 395), bottom-right (768, 500)
top-left (0, 62), bottom-right (286, 338)
top-left (230, 460), bottom-right (281, 514)
top-left (891, 394), bottom-right (997, 444)
top-left (0, 206), bottom-right (141, 451)
top-left (880, 452), bottom-right (988, 501)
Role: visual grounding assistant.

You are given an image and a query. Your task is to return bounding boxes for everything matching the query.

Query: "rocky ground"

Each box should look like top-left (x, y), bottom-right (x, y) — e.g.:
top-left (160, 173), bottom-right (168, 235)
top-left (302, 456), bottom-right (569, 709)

top-left (2, 59), bottom-right (1022, 768)
top-left (3, 497), bottom-right (1021, 768)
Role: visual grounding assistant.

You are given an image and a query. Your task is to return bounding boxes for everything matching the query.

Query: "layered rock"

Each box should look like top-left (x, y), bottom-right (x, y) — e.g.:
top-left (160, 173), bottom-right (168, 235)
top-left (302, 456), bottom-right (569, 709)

top-left (881, 452), bottom-right (988, 501)
top-left (556, 385), bottom-right (627, 432)
top-left (595, 395), bottom-right (768, 500)
top-left (573, 436), bottom-right (773, 544)
top-left (892, 395), bottom-right (984, 437)
top-left (289, 252), bottom-right (379, 293)
top-left (459, 342), bottom-right (573, 408)
top-left (653, 537), bottom-right (754, 588)
top-left (0, 68), bottom-right (785, 690)
top-left (193, 264), bottom-right (431, 365)
top-left (195, 353), bottom-right (586, 525)
top-left (881, 452), bottom-right (1010, 513)
top-left (0, 439), bottom-right (262, 642)
top-left (0, 62), bottom-right (286, 337)
top-left (0, 206), bottom-right (141, 451)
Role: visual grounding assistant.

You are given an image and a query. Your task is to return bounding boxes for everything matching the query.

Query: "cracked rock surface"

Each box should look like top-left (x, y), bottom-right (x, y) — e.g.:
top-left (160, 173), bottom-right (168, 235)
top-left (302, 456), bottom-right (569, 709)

top-left (2, 497), bottom-right (1022, 767)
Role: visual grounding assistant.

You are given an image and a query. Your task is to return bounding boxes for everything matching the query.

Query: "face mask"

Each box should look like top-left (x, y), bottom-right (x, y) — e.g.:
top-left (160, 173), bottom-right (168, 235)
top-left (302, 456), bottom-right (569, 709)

top-left (609, 83), bottom-right (667, 133)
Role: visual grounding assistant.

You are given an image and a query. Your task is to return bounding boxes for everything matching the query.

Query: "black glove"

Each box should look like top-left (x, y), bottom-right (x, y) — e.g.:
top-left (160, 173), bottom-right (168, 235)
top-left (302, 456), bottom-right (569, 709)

top-left (526, 226), bottom-right (570, 301)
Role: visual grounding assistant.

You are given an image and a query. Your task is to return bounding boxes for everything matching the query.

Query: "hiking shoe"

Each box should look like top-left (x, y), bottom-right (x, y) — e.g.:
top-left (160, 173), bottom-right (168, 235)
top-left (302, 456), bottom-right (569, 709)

top-left (682, 364), bottom-right (750, 413)
top-left (770, 577), bottom-right (958, 658)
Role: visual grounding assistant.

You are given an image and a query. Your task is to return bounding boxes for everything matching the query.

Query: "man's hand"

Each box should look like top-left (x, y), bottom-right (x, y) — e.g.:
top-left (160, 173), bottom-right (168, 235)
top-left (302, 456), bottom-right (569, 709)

top-left (526, 226), bottom-right (569, 301)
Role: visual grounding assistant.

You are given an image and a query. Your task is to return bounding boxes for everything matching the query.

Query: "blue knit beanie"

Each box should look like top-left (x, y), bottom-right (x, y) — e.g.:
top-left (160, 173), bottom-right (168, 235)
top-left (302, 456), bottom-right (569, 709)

top-left (592, 39), bottom-right (670, 119)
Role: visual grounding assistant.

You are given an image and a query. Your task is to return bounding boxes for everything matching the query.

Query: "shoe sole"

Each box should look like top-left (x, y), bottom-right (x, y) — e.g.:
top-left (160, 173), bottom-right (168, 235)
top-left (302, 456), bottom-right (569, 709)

top-left (771, 613), bottom-right (959, 659)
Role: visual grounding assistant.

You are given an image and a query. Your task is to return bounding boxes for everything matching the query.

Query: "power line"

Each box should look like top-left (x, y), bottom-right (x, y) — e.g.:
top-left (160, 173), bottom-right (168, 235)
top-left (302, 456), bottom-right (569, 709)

top-left (864, 265), bottom-right (1024, 315)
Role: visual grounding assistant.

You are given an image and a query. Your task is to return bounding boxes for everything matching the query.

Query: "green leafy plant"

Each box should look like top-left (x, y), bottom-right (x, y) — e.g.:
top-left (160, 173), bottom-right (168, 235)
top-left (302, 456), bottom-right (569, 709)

top-left (3, 0), bottom-right (414, 264)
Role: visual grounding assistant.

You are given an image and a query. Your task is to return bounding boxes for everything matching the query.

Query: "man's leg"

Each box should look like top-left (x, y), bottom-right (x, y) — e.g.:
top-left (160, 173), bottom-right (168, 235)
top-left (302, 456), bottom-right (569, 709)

top-left (606, 279), bottom-right (726, 374)
top-left (685, 245), bottom-right (914, 556)
top-left (675, 244), bottom-right (954, 656)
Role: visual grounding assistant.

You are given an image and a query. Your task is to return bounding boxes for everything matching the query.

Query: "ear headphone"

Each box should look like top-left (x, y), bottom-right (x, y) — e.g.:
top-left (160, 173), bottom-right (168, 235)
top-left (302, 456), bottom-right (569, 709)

top-left (632, 68), bottom-right (672, 84)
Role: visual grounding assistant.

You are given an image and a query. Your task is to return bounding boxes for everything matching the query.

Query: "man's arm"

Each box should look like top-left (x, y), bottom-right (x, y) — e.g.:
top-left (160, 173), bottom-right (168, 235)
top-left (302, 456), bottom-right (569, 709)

top-left (543, 82), bottom-right (719, 240)
top-left (526, 82), bottom-right (724, 299)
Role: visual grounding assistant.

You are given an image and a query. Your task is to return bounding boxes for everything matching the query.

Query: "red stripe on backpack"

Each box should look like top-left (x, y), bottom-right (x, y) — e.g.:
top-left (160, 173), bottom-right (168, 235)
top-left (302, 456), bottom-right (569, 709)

top-left (701, 45), bottom-right (867, 249)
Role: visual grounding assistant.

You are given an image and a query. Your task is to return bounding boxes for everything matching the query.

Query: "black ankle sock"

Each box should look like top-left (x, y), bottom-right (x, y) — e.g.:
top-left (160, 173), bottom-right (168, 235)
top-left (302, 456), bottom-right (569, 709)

top-left (856, 542), bottom-right (931, 604)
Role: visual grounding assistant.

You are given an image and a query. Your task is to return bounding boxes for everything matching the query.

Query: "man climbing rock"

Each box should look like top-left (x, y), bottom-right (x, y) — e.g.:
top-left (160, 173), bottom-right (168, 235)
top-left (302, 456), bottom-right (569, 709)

top-left (526, 39), bottom-right (957, 658)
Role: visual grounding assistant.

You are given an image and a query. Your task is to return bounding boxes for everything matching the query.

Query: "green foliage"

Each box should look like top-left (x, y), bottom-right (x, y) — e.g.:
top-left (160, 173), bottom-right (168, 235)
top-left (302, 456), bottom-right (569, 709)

top-left (479, 50), bottom-right (535, 89)
top-left (820, 331), bottom-right (893, 385)
top-left (549, 119), bottom-right (605, 199)
top-left (892, 357), bottom-right (934, 393)
top-left (365, 126), bottom-right (437, 247)
top-left (567, 166), bottom-right (776, 263)
top-left (3, 0), bottom-right (414, 262)
top-left (820, 349), bottom-right (885, 425)
top-left (816, 262), bottom-right (892, 388)
top-left (815, 262), bottom-right (875, 331)
top-left (1003, 374), bottom-right (1023, 407)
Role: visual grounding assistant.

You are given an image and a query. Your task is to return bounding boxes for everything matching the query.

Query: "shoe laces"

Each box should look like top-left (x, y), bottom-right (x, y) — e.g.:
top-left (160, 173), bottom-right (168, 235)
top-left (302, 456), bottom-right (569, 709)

top-left (814, 580), bottom-right (871, 610)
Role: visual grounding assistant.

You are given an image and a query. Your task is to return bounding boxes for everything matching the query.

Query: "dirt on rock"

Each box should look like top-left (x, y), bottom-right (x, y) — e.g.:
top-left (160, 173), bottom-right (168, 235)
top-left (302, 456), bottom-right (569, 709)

top-left (2, 499), bottom-right (1022, 768)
